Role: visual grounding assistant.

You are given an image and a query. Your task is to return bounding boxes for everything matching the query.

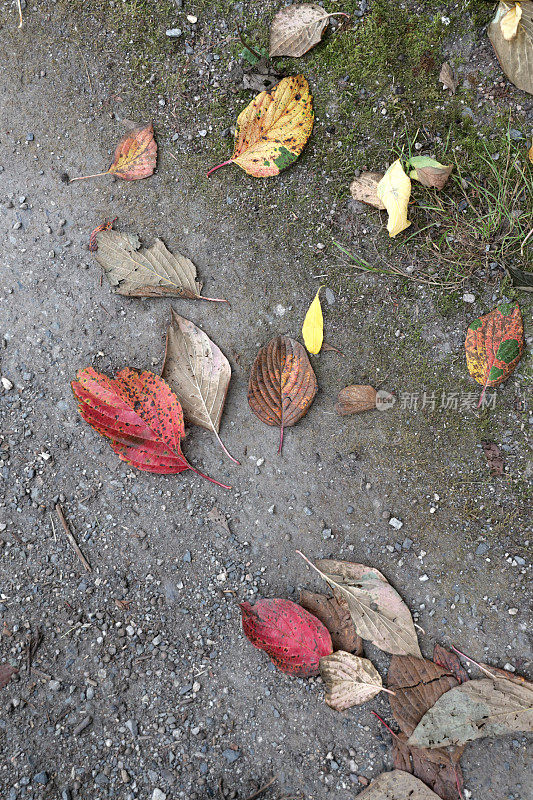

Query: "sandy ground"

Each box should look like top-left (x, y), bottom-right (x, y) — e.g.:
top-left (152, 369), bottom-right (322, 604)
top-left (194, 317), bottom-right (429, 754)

top-left (0, 3), bottom-right (531, 800)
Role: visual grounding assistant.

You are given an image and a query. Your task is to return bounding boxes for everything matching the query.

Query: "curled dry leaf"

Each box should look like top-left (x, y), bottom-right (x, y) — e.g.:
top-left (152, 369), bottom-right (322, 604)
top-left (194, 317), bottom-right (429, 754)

top-left (270, 4), bottom-right (348, 57)
top-left (88, 219), bottom-right (115, 252)
top-left (241, 57), bottom-right (283, 93)
top-left (240, 598), bottom-right (332, 676)
top-left (354, 770), bottom-right (443, 800)
top-left (465, 302), bottom-right (524, 405)
top-left (72, 367), bottom-right (230, 488)
top-left (298, 554), bottom-right (422, 657)
top-left (409, 156), bottom-right (453, 190)
top-left (392, 732), bottom-right (464, 800)
top-left (481, 440), bottom-right (505, 476)
top-left (350, 172), bottom-right (386, 209)
top-left (302, 286), bottom-right (324, 354)
top-left (207, 75), bottom-right (313, 177)
top-left (506, 263), bottom-right (533, 292)
top-left (433, 643), bottom-right (469, 684)
top-left (207, 506), bottom-right (231, 535)
top-left (500, 2), bottom-right (523, 39)
top-left (376, 160), bottom-right (412, 237)
top-left (336, 385), bottom-right (377, 415)
top-left (93, 228), bottom-right (224, 301)
top-left (438, 61), bottom-right (457, 93)
top-left (387, 655), bottom-right (459, 736)
top-left (71, 122), bottom-right (157, 182)
top-left (488, 1), bottom-right (533, 95)
top-left (0, 663), bottom-right (18, 690)
top-left (408, 677), bottom-right (533, 749)
top-left (248, 335), bottom-right (318, 452)
top-left (161, 310), bottom-right (238, 463)
top-left (320, 651), bottom-right (389, 711)
top-left (299, 589), bottom-right (363, 653)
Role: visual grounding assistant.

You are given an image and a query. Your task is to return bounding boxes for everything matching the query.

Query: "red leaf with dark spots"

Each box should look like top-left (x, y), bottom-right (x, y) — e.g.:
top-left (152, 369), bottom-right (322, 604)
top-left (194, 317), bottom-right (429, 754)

top-left (240, 599), bottom-right (333, 676)
top-left (72, 367), bottom-right (230, 487)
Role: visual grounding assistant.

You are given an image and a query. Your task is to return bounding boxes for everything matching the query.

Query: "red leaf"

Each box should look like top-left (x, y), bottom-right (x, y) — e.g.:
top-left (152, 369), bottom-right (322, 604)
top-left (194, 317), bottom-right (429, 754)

top-left (72, 367), bottom-right (230, 487)
top-left (240, 599), bottom-right (333, 676)
top-left (433, 644), bottom-right (470, 684)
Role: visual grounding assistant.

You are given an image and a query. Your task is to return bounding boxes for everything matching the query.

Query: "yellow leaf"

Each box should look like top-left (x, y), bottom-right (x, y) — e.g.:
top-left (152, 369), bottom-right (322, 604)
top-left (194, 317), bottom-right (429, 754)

top-left (529, 140), bottom-right (533, 164)
top-left (302, 287), bottom-right (323, 355)
top-left (376, 160), bottom-right (412, 238)
top-left (500, 3), bottom-right (522, 40)
top-left (207, 75), bottom-right (314, 178)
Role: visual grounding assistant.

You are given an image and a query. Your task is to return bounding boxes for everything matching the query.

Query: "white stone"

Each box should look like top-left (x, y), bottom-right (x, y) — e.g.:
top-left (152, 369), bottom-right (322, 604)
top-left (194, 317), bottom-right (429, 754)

top-left (389, 517), bottom-right (403, 530)
top-left (462, 293), bottom-right (475, 303)
top-left (152, 790), bottom-right (166, 800)
top-left (1, 377), bottom-right (13, 390)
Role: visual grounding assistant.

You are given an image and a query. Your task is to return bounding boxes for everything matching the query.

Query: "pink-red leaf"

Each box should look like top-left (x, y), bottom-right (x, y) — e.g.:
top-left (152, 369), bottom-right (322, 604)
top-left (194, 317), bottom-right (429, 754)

top-left (240, 598), bottom-right (333, 676)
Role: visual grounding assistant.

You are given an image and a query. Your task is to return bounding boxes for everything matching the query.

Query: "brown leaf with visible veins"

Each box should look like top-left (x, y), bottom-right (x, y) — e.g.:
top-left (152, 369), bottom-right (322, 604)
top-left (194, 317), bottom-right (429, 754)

top-left (433, 644), bottom-right (469, 684)
top-left (299, 589), bottom-right (363, 654)
top-left (336, 385), bottom-right (378, 414)
top-left (392, 732), bottom-right (464, 800)
top-left (0, 663), bottom-right (18, 690)
top-left (388, 655), bottom-right (459, 736)
top-left (481, 440), bottom-right (505, 475)
top-left (438, 62), bottom-right (456, 93)
top-left (71, 122), bottom-right (157, 182)
top-left (248, 335), bottom-right (317, 452)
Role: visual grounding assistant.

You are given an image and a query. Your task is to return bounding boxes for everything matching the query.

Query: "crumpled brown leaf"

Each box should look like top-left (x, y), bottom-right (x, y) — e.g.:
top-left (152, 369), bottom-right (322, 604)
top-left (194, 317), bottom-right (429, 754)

top-left (433, 644), bottom-right (469, 684)
top-left (481, 440), bottom-right (505, 475)
top-left (438, 62), bottom-right (457, 93)
top-left (350, 172), bottom-right (386, 209)
top-left (392, 732), bottom-right (464, 800)
top-left (241, 57), bottom-right (283, 92)
top-left (299, 589), bottom-right (363, 653)
top-left (387, 655), bottom-right (459, 736)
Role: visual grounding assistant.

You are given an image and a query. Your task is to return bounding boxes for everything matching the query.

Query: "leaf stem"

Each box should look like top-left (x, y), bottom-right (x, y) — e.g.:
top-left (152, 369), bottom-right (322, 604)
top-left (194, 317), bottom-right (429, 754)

top-left (199, 296), bottom-right (230, 303)
top-left (278, 424), bottom-right (284, 454)
top-left (187, 464), bottom-right (232, 489)
top-left (70, 171), bottom-right (111, 182)
top-left (450, 645), bottom-right (497, 679)
top-left (213, 430), bottom-right (240, 465)
top-left (206, 160), bottom-right (233, 178)
top-left (371, 711), bottom-right (400, 739)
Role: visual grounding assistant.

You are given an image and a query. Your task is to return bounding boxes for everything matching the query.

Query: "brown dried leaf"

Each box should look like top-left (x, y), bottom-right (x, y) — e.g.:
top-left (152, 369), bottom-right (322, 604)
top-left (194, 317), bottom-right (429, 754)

top-left (270, 4), bottom-right (346, 58)
top-left (0, 663), bottom-right (18, 690)
top-left (336, 385), bottom-right (377, 415)
top-left (481, 440), bottom-right (505, 475)
top-left (392, 732), bottom-right (464, 800)
top-left (433, 644), bottom-right (469, 684)
top-left (438, 61), bottom-right (456, 93)
top-left (388, 655), bottom-right (459, 736)
top-left (248, 335), bottom-right (317, 452)
top-left (241, 57), bottom-right (283, 92)
top-left (488, 2), bottom-right (533, 95)
top-left (350, 172), bottom-right (386, 209)
top-left (320, 651), bottom-right (385, 710)
top-left (299, 589), bottom-right (363, 653)
top-left (354, 770), bottom-right (443, 799)
top-left (207, 506), bottom-right (231, 535)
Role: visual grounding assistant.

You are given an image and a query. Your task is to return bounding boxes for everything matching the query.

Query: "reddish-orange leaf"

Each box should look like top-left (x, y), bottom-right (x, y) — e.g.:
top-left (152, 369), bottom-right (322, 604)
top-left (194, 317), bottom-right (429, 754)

top-left (72, 367), bottom-right (229, 488)
top-left (88, 218), bottom-right (117, 252)
top-left (247, 335), bottom-right (317, 452)
top-left (70, 123), bottom-right (157, 183)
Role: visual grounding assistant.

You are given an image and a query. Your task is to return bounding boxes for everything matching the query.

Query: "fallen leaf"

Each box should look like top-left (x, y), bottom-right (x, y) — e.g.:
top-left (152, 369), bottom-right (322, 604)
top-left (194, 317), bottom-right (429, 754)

top-left (409, 156), bottom-right (453, 190)
top-left (438, 61), bottom-right (457, 93)
top-left (392, 732), bottom-right (464, 800)
top-left (481, 440), bottom-right (505, 475)
top-left (207, 506), bottom-right (231, 534)
top-left (408, 677), bottom-right (533, 748)
top-left (506, 264), bottom-right (533, 292)
top-left (500, 2), bottom-right (523, 39)
top-left (433, 644), bottom-right (470, 684)
top-left (298, 554), bottom-right (422, 657)
top-left (207, 75), bottom-right (313, 177)
top-left (115, 599), bottom-right (131, 611)
top-left (241, 57), bottom-right (283, 92)
top-left (248, 335), bottom-right (318, 452)
top-left (320, 651), bottom-right (389, 710)
top-left (529, 140), bottom-right (533, 162)
top-left (0, 663), bottom-right (18, 690)
top-left (240, 598), bottom-right (332, 676)
top-left (350, 172), bottom-right (386, 209)
top-left (488, 1), bottom-right (533, 95)
top-left (302, 286), bottom-right (324, 354)
top-left (88, 218), bottom-right (115, 252)
top-left (269, 4), bottom-right (348, 58)
top-left (71, 122), bottom-right (157, 182)
top-left (465, 302), bottom-right (524, 404)
top-left (93, 228), bottom-right (224, 301)
top-left (388, 655), bottom-right (459, 736)
top-left (479, 663), bottom-right (530, 685)
top-left (376, 160), bottom-right (412, 237)
top-left (299, 589), bottom-right (363, 653)
top-left (352, 770), bottom-right (443, 799)
top-left (72, 367), bottom-right (230, 487)
top-left (336, 385), bottom-right (377, 414)
top-left (161, 310), bottom-right (238, 462)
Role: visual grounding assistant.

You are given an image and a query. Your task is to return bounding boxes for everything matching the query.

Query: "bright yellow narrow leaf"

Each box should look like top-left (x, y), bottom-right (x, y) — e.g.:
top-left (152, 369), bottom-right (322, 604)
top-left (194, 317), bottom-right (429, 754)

top-left (529, 140), bottom-right (533, 164)
top-left (376, 160), bottom-right (412, 238)
top-left (302, 287), bottom-right (323, 355)
top-left (500, 3), bottom-right (522, 40)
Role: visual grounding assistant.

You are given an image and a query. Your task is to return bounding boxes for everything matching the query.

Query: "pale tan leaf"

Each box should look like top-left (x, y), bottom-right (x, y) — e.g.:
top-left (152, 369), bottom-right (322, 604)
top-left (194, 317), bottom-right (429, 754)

top-left (488, 1), bottom-right (533, 95)
top-left (270, 4), bottom-right (345, 57)
top-left (94, 230), bottom-right (221, 300)
top-left (501, 2), bottom-right (522, 39)
top-left (408, 677), bottom-right (533, 748)
top-left (162, 310), bottom-right (237, 462)
top-left (438, 61), bottom-right (456, 93)
top-left (207, 506), bottom-right (231, 534)
top-left (298, 554), bottom-right (422, 657)
top-left (354, 770), bottom-right (442, 799)
top-left (350, 172), bottom-right (386, 209)
top-left (320, 651), bottom-right (385, 710)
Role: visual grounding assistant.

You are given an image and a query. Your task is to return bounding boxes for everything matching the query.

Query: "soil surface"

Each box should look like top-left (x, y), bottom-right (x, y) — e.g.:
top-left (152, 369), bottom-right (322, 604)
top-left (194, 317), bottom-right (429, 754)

top-left (0, 3), bottom-right (531, 800)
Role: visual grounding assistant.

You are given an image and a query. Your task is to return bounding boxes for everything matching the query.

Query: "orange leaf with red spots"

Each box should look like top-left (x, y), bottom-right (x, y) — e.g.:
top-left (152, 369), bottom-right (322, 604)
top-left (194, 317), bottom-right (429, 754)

top-left (72, 367), bottom-right (229, 488)
top-left (71, 123), bottom-right (157, 183)
top-left (465, 302), bottom-right (524, 405)
top-left (240, 599), bottom-right (332, 676)
top-left (247, 335), bottom-right (317, 452)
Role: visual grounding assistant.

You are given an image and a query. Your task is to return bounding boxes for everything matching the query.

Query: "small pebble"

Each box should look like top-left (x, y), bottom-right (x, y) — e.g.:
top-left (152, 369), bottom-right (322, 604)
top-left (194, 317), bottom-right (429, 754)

top-left (462, 293), bottom-right (475, 303)
top-left (389, 517), bottom-right (403, 530)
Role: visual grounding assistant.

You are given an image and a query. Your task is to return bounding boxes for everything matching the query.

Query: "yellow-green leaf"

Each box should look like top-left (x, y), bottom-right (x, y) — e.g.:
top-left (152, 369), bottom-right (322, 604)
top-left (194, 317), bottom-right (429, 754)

top-left (376, 160), bottom-right (412, 238)
top-left (207, 75), bottom-right (314, 178)
top-left (302, 287), bottom-right (323, 354)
